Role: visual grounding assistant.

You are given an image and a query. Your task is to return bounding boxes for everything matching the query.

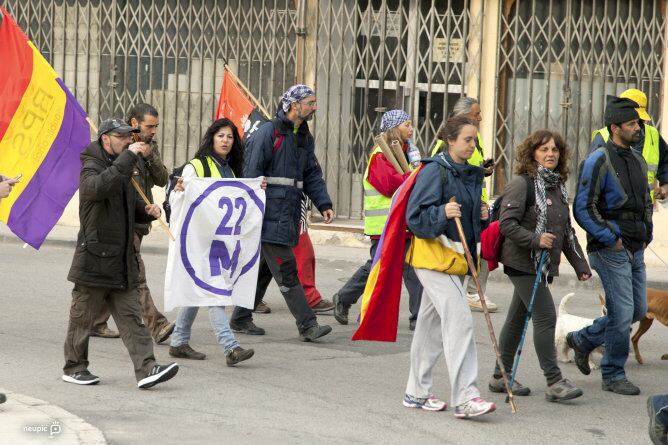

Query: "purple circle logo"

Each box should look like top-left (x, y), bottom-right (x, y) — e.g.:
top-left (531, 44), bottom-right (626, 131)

top-left (180, 180), bottom-right (265, 296)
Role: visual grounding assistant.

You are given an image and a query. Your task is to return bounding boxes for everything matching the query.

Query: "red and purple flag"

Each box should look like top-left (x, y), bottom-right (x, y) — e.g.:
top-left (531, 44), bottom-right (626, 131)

top-left (0, 7), bottom-right (91, 248)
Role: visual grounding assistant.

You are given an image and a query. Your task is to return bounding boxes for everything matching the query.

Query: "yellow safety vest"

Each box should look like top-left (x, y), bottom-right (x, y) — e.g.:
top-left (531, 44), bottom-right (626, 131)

top-left (429, 133), bottom-right (488, 203)
top-left (362, 147), bottom-right (393, 235)
top-left (592, 125), bottom-right (659, 202)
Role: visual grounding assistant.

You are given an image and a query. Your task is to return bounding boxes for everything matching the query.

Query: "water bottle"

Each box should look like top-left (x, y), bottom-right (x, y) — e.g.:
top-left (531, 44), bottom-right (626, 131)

top-left (407, 139), bottom-right (422, 168)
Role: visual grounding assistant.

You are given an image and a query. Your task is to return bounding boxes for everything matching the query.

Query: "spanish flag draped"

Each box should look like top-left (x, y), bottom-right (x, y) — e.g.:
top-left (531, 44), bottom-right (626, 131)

top-left (0, 7), bottom-right (90, 248)
top-left (352, 165), bottom-right (423, 342)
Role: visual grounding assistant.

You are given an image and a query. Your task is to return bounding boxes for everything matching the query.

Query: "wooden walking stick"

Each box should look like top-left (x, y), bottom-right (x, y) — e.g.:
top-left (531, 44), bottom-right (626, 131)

top-left (448, 197), bottom-right (517, 413)
top-left (86, 118), bottom-right (175, 241)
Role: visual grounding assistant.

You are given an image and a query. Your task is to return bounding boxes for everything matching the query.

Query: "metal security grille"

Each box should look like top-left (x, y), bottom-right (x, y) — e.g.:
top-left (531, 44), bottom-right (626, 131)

top-left (494, 0), bottom-right (666, 194)
top-left (314, 0), bottom-right (484, 219)
top-left (5, 0), bottom-right (298, 168)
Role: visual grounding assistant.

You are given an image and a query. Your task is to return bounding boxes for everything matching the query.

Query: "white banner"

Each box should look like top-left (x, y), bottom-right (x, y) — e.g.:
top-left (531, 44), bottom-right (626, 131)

top-left (164, 177), bottom-right (265, 311)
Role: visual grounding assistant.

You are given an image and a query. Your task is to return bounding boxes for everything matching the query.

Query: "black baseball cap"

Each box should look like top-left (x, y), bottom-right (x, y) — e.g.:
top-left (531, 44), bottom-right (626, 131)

top-left (98, 118), bottom-right (139, 138)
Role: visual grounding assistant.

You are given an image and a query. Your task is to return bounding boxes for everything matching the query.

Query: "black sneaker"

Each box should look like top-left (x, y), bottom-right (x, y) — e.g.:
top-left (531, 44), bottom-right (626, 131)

top-left (226, 347), bottom-right (254, 366)
top-left (300, 324), bottom-right (332, 342)
top-left (169, 344), bottom-right (206, 360)
top-left (333, 293), bottom-right (349, 325)
top-left (0, 393), bottom-right (6, 404)
top-left (602, 378), bottom-right (640, 395)
top-left (566, 332), bottom-right (591, 375)
top-left (62, 370), bottom-right (100, 385)
top-left (138, 363), bottom-right (179, 389)
top-left (230, 320), bottom-right (266, 335)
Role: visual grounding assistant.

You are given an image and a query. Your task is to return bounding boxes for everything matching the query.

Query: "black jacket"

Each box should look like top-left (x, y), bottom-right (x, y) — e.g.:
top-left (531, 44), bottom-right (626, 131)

top-left (67, 141), bottom-right (155, 289)
top-left (133, 140), bottom-right (169, 236)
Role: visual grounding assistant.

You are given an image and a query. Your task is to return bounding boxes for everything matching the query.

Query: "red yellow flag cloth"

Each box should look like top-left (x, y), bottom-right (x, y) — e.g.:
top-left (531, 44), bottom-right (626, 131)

top-left (352, 165), bottom-right (423, 342)
top-left (0, 7), bottom-right (91, 249)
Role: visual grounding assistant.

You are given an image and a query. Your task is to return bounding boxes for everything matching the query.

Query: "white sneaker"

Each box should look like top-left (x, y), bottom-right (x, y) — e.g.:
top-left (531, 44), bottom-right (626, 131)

top-left (403, 394), bottom-right (447, 411)
top-left (467, 293), bottom-right (498, 312)
top-left (454, 397), bottom-right (496, 418)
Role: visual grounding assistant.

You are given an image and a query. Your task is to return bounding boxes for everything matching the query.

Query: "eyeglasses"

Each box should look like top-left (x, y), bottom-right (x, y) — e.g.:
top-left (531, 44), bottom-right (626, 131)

top-left (299, 100), bottom-right (317, 107)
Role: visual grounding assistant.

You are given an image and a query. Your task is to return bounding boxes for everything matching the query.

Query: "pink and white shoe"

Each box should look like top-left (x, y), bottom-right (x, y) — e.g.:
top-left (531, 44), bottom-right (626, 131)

top-left (454, 397), bottom-right (496, 418)
top-left (403, 394), bottom-right (447, 411)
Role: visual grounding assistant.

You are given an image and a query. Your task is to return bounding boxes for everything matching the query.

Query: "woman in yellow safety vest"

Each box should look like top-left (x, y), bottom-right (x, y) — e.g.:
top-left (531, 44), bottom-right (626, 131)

top-left (168, 118), bottom-right (258, 365)
top-left (333, 110), bottom-right (423, 330)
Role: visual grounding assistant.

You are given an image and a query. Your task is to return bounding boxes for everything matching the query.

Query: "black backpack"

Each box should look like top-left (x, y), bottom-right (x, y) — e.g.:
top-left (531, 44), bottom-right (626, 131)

top-left (163, 159), bottom-right (211, 223)
top-left (489, 174), bottom-right (535, 222)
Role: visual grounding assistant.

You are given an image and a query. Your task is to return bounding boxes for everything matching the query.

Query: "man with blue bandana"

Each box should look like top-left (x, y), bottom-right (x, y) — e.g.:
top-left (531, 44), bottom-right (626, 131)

top-left (230, 85), bottom-right (335, 342)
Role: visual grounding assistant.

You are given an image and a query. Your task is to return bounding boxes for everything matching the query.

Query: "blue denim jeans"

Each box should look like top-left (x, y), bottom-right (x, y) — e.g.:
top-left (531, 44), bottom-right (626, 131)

top-left (170, 306), bottom-right (239, 354)
top-left (574, 247), bottom-right (646, 383)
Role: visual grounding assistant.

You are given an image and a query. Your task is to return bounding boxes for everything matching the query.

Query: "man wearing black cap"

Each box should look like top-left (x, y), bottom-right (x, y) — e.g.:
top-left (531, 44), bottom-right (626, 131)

top-left (62, 118), bottom-right (179, 389)
top-left (567, 96), bottom-right (653, 395)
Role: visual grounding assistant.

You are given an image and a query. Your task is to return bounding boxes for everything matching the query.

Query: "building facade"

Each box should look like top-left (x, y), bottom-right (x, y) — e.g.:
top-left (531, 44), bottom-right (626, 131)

top-left (6, 0), bottom-right (666, 221)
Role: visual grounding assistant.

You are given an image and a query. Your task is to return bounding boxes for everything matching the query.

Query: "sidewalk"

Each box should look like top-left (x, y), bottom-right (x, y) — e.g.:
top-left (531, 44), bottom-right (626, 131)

top-left (0, 390), bottom-right (105, 444)
top-left (1, 220), bottom-right (667, 289)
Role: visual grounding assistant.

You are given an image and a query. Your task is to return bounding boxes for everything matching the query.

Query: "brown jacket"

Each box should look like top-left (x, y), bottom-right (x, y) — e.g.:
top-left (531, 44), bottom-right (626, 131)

top-left (498, 175), bottom-right (590, 277)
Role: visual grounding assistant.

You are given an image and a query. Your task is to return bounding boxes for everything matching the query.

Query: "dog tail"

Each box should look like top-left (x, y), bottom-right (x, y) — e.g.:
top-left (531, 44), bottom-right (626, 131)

top-left (559, 293), bottom-right (575, 316)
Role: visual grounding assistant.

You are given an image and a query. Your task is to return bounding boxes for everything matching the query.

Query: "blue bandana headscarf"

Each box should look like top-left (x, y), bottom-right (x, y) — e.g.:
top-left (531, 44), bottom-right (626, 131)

top-left (281, 84), bottom-right (316, 112)
top-left (380, 109), bottom-right (410, 132)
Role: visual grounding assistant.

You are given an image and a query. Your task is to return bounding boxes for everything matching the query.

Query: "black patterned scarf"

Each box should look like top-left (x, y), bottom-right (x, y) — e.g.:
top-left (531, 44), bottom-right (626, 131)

top-left (533, 165), bottom-right (577, 280)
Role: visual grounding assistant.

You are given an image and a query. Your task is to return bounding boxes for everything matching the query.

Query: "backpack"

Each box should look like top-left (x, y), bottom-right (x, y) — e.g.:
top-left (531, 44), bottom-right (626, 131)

top-left (163, 160), bottom-right (211, 223)
top-left (163, 120), bottom-right (284, 223)
top-left (481, 174), bottom-right (535, 271)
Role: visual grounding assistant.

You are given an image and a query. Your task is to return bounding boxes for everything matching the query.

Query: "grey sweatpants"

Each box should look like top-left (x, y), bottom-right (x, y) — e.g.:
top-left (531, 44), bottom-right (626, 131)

top-left (405, 269), bottom-right (481, 407)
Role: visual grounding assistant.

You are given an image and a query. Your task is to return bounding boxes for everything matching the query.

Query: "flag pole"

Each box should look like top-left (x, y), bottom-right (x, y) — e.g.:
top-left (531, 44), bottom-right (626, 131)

top-left (223, 65), bottom-right (272, 119)
top-left (86, 118), bottom-right (175, 241)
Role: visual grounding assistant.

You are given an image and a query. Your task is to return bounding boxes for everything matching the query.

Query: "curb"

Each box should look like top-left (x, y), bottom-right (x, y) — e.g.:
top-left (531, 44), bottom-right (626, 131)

top-left (0, 389), bottom-right (106, 445)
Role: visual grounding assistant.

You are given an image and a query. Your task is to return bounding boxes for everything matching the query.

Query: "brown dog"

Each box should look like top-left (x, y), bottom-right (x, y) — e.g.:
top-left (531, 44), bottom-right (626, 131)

top-left (631, 287), bottom-right (668, 364)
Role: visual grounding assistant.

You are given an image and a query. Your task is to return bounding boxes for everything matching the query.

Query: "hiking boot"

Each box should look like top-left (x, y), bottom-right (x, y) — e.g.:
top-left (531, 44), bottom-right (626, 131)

top-left (467, 293), bottom-right (498, 313)
top-left (230, 319), bottom-right (266, 335)
top-left (253, 300), bottom-right (271, 314)
top-left (333, 293), bottom-right (349, 325)
top-left (62, 370), bottom-right (100, 385)
top-left (647, 396), bottom-right (668, 445)
top-left (403, 394), bottom-right (447, 411)
top-left (566, 332), bottom-right (591, 375)
top-left (409, 319), bottom-right (417, 332)
top-left (454, 397), bottom-right (496, 418)
top-left (546, 378), bottom-right (583, 402)
top-left (299, 324), bottom-right (332, 342)
top-left (91, 326), bottom-right (120, 338)
top-left (602, 378), bottom-right (640, 395)
top-left (155, 322), bottom-right (175, 344)
top-left (488, 376), bottom-right (531, 396)
top-left (169, 344), bottom-right (206, 360)
top-left (312, 299), bottom-right (335, 313)
top-left (138, 363), bottom-right (179, 389)
top-left (226, 347), bottom-right (255, 366)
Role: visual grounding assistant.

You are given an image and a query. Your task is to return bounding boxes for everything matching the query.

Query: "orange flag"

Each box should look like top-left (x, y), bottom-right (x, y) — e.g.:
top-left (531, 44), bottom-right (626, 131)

top-left (215, 68), bottom-right (255, 137)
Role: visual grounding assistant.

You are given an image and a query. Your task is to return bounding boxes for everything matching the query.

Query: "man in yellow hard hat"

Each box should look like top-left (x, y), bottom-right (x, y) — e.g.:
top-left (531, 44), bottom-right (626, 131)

top-left (588, 88), bottom-right (668, 202)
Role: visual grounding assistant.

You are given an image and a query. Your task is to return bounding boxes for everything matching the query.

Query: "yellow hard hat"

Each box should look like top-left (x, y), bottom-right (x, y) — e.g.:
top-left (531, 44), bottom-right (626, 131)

top-left (620, 88), bottom-right (651, 121)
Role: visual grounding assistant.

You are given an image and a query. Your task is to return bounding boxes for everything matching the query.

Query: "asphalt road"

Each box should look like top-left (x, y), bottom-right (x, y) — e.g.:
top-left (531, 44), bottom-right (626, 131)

top-left (1, 241), bottom-right (666, 444)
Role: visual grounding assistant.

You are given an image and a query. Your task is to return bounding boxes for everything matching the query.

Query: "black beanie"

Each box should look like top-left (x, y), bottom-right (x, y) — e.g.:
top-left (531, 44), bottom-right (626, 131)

top-left (604, 95), bottom-right (640, 126)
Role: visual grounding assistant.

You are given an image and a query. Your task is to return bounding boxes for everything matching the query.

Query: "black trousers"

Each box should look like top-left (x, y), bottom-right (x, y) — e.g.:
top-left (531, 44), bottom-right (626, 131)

top-left (231, 242), bottom-right (317, 333)
top-left (336, 238), bottom-right (423, 321)
top-left (494, 275), bottom-right (562, 385)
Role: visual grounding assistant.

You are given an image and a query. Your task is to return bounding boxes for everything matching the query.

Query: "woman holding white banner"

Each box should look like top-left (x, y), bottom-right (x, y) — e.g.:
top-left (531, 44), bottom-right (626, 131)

top-left (168, 118), bottom-right (260, 366)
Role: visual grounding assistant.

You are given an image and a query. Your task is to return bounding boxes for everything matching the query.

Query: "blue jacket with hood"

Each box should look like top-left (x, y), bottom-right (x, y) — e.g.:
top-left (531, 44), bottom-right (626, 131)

top-left (244, 109), bottom-right (332, 247)
top-left (405, 152), bottom-right (487, 275)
